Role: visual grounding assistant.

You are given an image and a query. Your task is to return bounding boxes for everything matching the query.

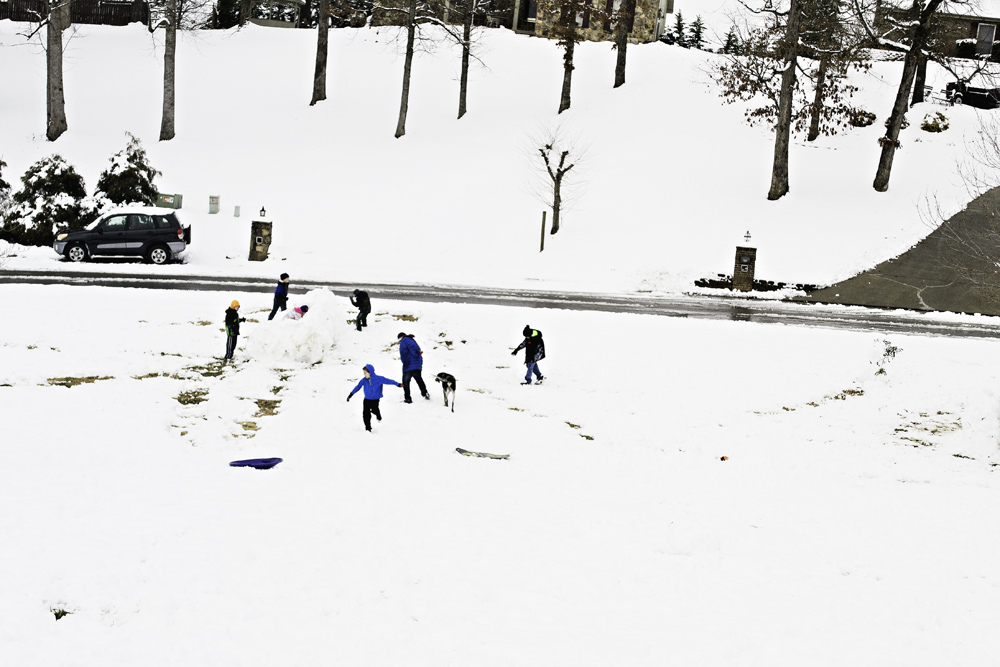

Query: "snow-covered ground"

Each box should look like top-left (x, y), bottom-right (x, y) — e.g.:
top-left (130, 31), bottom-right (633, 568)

top-left (1, 19), bottom-right (997, 292)
top-left (4, 13), bottom-right (1000, 665)
top-left (2, 283), bottom-right (1000, 665)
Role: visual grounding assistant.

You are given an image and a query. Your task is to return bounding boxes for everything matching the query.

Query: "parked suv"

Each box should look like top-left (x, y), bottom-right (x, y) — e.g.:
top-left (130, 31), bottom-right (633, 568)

top-left (946, 81), bottom-right (1000, 109)
top-left (54, 206), bottom-right (191, 265)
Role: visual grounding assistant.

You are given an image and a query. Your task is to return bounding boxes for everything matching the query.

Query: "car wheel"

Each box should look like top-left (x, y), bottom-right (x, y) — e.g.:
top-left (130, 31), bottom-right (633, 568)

top-left (66, 243), bottom-right (87, 262)
top-left (147, 245), bottom-right (170, 265)
top-left (954, 94), bottom-right (963, 106)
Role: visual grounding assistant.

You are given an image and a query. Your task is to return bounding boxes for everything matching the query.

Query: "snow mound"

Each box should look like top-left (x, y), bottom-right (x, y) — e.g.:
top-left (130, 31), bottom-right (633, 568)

top-left (244, 288), bottom-right (340, 365)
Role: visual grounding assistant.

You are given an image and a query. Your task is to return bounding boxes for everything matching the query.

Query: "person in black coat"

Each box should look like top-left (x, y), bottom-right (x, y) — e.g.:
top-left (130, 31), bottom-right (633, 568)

top-left (350, 289), bottom-right (371, 331)
top-left (268, 273), bottom-right (290, 320)
top-left (224, 300), bottom-right (246, 360)
top-left (512, 325), bottom-right (545, 385)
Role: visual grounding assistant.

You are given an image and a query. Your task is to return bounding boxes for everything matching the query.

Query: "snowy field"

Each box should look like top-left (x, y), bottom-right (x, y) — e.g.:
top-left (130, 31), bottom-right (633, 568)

top-left (3, 283), bottom-right (1000, 665)
top-left (2, 20), bottom-right (999, 292)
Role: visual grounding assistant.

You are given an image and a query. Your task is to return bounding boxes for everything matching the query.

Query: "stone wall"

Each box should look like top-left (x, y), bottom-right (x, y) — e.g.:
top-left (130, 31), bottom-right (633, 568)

top-left (534, 0), bottom-right (662, 44)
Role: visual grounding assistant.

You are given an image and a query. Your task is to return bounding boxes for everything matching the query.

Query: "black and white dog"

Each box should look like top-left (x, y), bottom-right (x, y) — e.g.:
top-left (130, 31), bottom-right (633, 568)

top-left (434, 372), bottom-right (457, 412)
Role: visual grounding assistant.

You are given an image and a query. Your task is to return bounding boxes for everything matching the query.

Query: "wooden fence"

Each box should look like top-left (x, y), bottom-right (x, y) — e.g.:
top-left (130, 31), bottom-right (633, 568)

top-left (0, 0), bottom-right (149, 27)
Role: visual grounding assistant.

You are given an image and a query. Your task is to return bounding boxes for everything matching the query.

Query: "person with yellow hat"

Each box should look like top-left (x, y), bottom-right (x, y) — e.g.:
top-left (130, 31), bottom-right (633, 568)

top-left (224, 300), bottom-right (246, 361)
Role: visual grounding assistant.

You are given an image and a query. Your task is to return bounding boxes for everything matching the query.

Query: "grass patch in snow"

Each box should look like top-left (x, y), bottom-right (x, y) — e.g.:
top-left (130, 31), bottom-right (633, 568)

top-left (51, 607), bottom-right (71, 621)
top-left (392, 314), bottom-right (418, 321)
top-left (254, 399), bottom-right (281, 417)
top-left (47, 376), bottom-right (113, 388)
top-left (186, 361), bottom-right (226, 378)
top-left (176, 389), bottom-right (209, 405)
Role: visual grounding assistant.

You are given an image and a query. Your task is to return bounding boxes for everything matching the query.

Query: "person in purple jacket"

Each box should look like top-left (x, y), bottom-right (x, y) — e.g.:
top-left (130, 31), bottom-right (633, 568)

top-left (398, 332), bottom-right (430, 403)
top-left (268, 273), bottom-right (290, 320)
top-left (347, 364), bottom-right (402, 432)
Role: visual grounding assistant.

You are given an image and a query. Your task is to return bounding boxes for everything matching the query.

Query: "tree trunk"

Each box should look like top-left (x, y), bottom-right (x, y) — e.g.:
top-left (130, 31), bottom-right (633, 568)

top-left (310, 0), bottom-right (329, 106)
top-left (458, 0), bottom-right (473, 119)
top-left (395, 0), bottom-right (417, 138)
top-left (767, 0), bottom-right (801, 201)
top-left (911, 53), bottom-right (927, 105)
top-left (159, 0), bottom-right (176, 141)
top-left (559, 33), bottom-right (575, 113)
top-left (45, 0), bottom-right (69, 142)
top-left (873, 0), bottom-right (942, 192)
top-left (239, 0), bottom-right (252, 26)
top-left (551, 177), bottom-right (562, 234)
top-left (807, 53), bottom-right (828, 142)
top-left (613, 12), bottom-right (627, 88)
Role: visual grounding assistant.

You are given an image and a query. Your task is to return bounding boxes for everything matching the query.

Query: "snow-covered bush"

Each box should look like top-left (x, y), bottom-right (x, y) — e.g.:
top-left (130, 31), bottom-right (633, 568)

top-left (848, 108), bottom-right (876, 127)
top-left (1, 155), bottom-right (95, 247)
top-left (0, 158), bottom-right (11, 226)
top-left (921, 112), bottom-right (950, 133)
top-left (92, 133), bottom-right (161, 211)
top-left (244, 289), bottom-right (343, 365)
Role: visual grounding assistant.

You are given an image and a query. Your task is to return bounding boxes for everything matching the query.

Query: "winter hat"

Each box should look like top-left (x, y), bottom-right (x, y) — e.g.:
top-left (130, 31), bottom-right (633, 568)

top-left (300, 305), bottom-right (308, 313)
top-left (231, 300), bottom-right (240, 309)
top-left (353, 289), bottom-right (360, 295)
top-left (397, 332), bottom-right (407, 339)
top-left (280, 273), bottom-right (289, 280)
top-left (522, 325), bottom-right (532, 337)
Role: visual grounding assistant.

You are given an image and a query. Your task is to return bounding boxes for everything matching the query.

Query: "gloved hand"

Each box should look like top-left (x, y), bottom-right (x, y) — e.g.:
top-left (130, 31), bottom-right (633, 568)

top-left (511, 350), bottom-right (517, 356)
top-left (346, 393), bottom-right (353, 402)
top-left (239, 317), bottom-right (246, 323)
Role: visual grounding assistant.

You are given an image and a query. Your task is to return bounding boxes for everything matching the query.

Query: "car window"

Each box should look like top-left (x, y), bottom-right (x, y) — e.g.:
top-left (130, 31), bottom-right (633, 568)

top-left (128, 214), bottom-right (155, 231)
top-left (103, 215), bottom-right (127, 232)
top-left (153, 215), bottom-right (174, 230)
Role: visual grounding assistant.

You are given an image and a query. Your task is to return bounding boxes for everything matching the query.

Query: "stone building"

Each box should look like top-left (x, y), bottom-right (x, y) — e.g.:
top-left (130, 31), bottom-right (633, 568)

top-left (880, 3), bottom-right (1000, 61)
top-left (511, 0), bottom-right (672, 43)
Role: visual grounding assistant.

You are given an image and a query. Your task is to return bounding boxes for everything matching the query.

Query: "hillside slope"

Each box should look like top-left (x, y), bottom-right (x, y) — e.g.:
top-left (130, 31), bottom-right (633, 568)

top-left (0, 21), bottom-right (988, 292)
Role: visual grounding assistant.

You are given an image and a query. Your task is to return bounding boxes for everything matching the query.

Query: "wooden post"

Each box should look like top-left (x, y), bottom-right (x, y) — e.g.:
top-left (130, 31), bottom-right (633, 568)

top-left (540, 211), bottom-right (546, 252)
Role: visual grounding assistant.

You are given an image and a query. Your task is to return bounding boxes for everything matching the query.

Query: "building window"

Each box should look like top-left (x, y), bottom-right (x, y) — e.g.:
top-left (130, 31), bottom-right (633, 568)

top-left (976, 23), bottom-right (996, 57)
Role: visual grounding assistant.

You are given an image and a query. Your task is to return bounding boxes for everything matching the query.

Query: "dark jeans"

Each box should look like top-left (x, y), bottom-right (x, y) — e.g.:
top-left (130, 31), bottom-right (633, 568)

top-left (225, 334), bottom-right (238, 360)
top-left (525, 362), bottom-right (542, 383)
top-left (268, 297), bottom-right (287, 320)
top-left (356, 308), bottom-right (370, 331)
top-left (362, 398), bottom-right (382, 430)
top-left (402, 369), bottom-right (428, 401)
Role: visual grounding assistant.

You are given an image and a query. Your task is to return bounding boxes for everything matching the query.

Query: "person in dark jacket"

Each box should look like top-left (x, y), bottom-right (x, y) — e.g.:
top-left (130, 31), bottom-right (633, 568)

top-left (347, 364), bottom-right (402, 431)
top-left (350, 289), bottom-right (371, 331)
top-left (268, 273), bottom-right (290, 320)
top-left (224, 300), bottom-right (246, 360)
top-left (397, 332), bottom-right (430, 403)
top-left (512, 325), bottom-right (545, 385)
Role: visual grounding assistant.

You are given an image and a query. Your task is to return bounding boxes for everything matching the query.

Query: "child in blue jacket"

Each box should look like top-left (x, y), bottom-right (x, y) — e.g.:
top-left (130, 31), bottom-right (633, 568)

top-left (347, 364), bottom-right (402, 432)
top-left (268, 273), bottom-right (290, 320)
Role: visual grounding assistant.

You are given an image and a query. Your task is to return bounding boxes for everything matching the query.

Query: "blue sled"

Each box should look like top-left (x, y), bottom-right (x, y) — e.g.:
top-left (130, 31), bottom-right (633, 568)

top-left (229, 457), bottom-right (283, 470)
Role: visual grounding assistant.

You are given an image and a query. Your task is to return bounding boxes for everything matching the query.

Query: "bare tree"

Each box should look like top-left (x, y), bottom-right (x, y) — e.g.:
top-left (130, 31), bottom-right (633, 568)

top-left (712, 1), bottom-right (865, 199)
top-left (550, 0), bottom-right (590, 113)
top-left (872, 0), bottom-right (944, 191)
top-left (310, 0), bottom-right (330, 106)
top-left (46, 0), bottom-right (70, 141)
top-left (160, 0), bottom-right (177, 140)
top-left (532, 128), bottom-right (584, 235)
top-left (373, 0), bottom-right (486, 135)
top-left (150, 0), bottom-right (215, 141)
top-left (612, 0), bottom-right (635, 88)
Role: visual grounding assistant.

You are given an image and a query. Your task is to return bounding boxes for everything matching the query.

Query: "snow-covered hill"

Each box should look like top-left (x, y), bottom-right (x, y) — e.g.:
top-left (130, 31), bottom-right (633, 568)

top-left (0, 19), bottom-right (992, 291)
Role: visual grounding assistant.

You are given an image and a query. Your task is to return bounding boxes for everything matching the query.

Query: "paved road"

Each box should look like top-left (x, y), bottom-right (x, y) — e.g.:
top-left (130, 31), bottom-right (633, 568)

top-left (3, 268), bottom-right (1000, 340)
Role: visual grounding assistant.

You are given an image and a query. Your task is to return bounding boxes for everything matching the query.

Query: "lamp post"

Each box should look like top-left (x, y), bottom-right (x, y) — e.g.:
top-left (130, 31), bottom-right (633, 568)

top-left (260, 207), bottom-right (266, 218)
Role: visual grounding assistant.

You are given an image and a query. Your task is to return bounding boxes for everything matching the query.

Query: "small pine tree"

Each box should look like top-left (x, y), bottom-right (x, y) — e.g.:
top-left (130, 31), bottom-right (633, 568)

top-left (2, 155), bottom-right (93, 247)
top-left (93, 133), bottom-right (162, 210)
top-left (688, 15), bottom-right (706, 50)
top-left (0, 159), bottom-right (9, 194)
top-left (721, 25), bottom-right (740, 54)
top-left (673, 11), bottom-right (688, 48)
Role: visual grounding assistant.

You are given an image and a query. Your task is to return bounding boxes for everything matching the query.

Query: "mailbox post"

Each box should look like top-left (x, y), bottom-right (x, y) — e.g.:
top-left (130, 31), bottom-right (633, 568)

top-left (733, 245), bottom-right (757, 292)
top-left (209, 195), bottom-right (220, 214)
top-left (249, 219), bottom-right (272, 262)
